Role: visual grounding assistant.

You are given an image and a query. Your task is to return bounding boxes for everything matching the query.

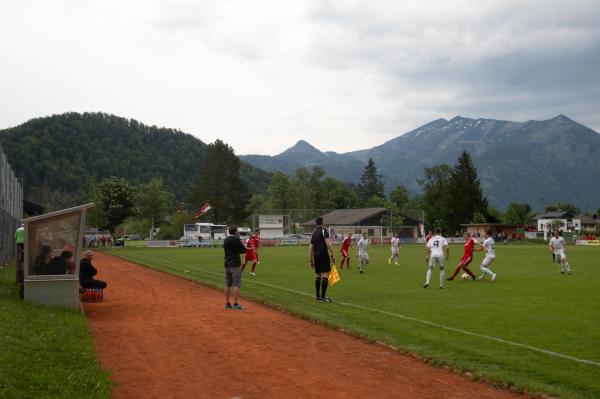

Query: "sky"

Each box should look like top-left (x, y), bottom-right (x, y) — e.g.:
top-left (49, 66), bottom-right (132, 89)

top-left (1, 0), bottom-right (599, 155)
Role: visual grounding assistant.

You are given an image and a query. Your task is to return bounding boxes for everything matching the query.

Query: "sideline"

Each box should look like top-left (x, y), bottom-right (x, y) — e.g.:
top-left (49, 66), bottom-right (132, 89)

top-left (116, 252), bottom-right (600, 368)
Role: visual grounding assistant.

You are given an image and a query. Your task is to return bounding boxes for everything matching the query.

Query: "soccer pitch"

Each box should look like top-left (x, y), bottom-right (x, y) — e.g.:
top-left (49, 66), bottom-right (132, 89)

top-left (108, 244), bottom-right (600, 399)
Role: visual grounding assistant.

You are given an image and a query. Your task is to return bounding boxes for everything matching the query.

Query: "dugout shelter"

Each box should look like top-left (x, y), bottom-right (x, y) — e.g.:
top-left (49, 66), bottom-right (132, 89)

top-left (23, 203), bottom-right (93, 308)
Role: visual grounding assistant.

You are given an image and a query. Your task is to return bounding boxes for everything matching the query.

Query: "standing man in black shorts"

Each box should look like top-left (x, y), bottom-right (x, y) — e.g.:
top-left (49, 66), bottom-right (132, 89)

top-left (223, 226), bottom-right (247, 310)
top-left (309, 217), bottom-right (336, 302)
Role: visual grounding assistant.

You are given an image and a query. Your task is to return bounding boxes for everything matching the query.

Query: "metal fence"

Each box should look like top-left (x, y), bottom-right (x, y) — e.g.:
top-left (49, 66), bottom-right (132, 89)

top-left (0, 145), bottom-right (23, 266)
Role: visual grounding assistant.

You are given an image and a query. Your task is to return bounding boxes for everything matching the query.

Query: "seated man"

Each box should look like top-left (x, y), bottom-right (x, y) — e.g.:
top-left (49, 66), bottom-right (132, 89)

top-left (43, 250), bottom-right (75, 275)
top-left (33, 245), bottom-right (52, 274)
top-left (79, 250), bottom-right (107, 289)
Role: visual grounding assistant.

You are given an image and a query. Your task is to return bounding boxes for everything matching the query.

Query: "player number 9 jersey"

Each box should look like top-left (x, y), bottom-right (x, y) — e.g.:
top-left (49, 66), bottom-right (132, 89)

top-left (427, 236), bottom-right (447, 257)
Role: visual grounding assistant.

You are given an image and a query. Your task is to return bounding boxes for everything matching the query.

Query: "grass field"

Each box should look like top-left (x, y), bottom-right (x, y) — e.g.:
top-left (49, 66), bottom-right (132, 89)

top-left (107, 243), bottom-right (600, 399)
top-left (0, 265), bottom-right (110, 399)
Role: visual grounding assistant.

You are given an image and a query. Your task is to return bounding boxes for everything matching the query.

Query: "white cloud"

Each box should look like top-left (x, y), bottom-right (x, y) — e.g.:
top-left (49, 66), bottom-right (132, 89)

top-left (1, 0), bottom-right (599, 155)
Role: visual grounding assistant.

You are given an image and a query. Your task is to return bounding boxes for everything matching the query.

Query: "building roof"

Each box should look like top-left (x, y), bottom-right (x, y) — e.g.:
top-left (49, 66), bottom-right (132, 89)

top-left (533, 211), bottom-right (572, 220)
top-left (576, 214), bottom-right (600, 225)
top-left (301, 208), bottom-right (388, 226)
top-left (460, 223), bottom-right (521, 227)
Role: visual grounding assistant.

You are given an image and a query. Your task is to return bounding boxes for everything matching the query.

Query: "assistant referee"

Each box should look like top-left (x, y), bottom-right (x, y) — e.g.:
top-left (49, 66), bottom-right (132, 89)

top-left (309, 217), bottom-right (336, 302)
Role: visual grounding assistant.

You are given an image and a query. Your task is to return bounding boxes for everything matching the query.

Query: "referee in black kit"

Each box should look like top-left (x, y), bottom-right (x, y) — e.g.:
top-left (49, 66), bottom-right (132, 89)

top-left (309, 216), bottom-right (336, 302)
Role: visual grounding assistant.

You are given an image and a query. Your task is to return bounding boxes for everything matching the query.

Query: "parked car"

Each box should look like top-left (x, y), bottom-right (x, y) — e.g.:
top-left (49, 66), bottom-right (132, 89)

top-left (122, 234), bottom-right (141, 240)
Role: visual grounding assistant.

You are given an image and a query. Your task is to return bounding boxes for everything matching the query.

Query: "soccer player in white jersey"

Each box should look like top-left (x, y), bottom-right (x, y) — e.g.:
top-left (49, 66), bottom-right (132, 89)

top-left (424, 228), bottom-right (449, 288)
top-left (549, 230), bottom-right (572, 274)
top-left (475, 230), bottom-right (497, 281)
top-left (388, 233), bottom-right (401, 265)
top-left (357, 233), bottom-right (370, 274)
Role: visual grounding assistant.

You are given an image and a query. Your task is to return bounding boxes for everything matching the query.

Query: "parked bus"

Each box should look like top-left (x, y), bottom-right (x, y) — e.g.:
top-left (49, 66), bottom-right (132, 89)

top-left (183, 223), bottom-right (227, 241)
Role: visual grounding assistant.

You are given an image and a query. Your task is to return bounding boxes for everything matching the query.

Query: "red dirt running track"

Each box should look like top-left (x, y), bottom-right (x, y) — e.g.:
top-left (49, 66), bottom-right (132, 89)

top-left (84, 252), bottom-right (532, 399)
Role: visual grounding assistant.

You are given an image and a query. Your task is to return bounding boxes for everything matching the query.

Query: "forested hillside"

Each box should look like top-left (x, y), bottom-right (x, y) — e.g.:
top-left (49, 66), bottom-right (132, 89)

top-left (0, 112), bottom-right (271, 210)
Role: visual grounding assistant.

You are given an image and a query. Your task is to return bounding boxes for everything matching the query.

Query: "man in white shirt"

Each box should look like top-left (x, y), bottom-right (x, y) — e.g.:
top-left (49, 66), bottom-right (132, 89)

top-left (357, 233), bottom-right (370, 274)
top-left (475, 230), bottom-right (497, 281)
top-left (388, 233), bottom-right (400, 265)
top-left (549, 230), bottom-right (572, 274)
top-left (425, 228), bottom-right (449, 288)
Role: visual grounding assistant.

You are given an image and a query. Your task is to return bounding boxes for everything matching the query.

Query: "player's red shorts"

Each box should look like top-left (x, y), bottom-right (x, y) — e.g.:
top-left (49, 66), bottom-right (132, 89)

top-left (244, 251), bottom-right (257, 263)
top-left (458, 255), bottom-right (473, 267)
top-left (341, 248), bottom-right (349, 257)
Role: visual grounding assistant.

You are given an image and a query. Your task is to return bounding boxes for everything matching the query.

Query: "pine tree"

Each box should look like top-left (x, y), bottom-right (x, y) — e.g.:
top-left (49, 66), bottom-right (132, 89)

top-left (357, 159), bottom-right (385, 205)
top-left (189, 140), bottom-right (250, 224)
top-left (446, 151), bottom-right (488, 232)
top-left (418, 164), bottom-right (452, 231)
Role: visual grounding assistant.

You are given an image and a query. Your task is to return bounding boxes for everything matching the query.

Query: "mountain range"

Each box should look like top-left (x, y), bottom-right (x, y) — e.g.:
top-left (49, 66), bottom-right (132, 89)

top-left (241, 115), bottom-right (600, 210)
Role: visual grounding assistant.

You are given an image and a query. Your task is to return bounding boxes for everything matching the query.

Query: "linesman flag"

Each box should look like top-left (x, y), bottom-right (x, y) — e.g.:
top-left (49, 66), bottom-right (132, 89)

top-left (194, 203), bottom-right (212, 219)
top-left (328, 263), bottom-right (341, 286)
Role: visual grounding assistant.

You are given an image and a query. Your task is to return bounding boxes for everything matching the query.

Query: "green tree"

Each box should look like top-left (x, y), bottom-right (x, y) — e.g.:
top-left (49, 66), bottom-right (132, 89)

top-left (545, 203), bottom-right (581, 216)
top-left (418, 164), bottom-right (452, 231)
top-left (289, 166), bottom-right (328, 210)
top-left (404, 194), bottom-right (425, 211)
top-left (320, 177), bottom-right (358, 209)
top-left (445, 151), bottom-right (488, 232)
top-left (389, 185), bottom-right (410, 209)
top-left (97, 176), bottom-right (136, 234)
top-left (486, 205), bottom-right (504, 223)
top-left (364, 195), bottom-right (387, 208)
top-left (357, 159), bottom-right (385, 205)
top-left (268, 172), bottom-right (293, 209)
top-left (84, 178), bottom-right (108, 229)
top-left (120, 217), bottom-right (152, 238)
top-left (309, 166), bottom-right (327, 208)
top-left (158, 211), bottom-right (193, 240)
top-left (136, 178), bottom-right (173, 237)
top-left (504, 203), bottom-right (533, 226)
top-left (189, 139), bottom-right (250, 224)
top-left (245, 194), bottom-right (268, 214)
top-left (470, 211), bottom-right (487, 223)
top-left (292, 167), bottom-right (316, 211)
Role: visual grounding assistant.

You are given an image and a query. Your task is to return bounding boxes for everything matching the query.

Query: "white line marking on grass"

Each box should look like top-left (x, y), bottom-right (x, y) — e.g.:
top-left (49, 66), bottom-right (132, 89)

top-left (122, 253), bottom-right (600, 368)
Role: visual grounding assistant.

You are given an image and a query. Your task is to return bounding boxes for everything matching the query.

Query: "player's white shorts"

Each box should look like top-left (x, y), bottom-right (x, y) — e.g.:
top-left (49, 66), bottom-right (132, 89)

top-left (553, 250), bottom-right (566, 260)
top-left (359, 253), bottom-right (369, 263)
top-left (391, 248), bottom-right (399, 256)
top-left (429, 256), bottom-right (445, 268)
top-left (482, 255), bottom-right (495, 267)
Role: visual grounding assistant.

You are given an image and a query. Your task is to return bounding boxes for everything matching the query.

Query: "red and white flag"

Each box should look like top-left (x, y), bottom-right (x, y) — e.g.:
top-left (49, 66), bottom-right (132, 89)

top-left (419, 223), bottom-right (426, 238)
top-left (194, 203), bottom-right (212, 219)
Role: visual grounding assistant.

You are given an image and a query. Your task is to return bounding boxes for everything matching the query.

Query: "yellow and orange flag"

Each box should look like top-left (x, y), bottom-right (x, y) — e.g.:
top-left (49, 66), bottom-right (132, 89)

top-left (328, 263), bottom-right (341, 286)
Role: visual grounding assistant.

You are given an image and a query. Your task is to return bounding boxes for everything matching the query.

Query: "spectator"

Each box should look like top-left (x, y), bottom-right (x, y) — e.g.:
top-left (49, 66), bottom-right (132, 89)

top-left (79, 250), bottom-right (107, 289)
top-left (223, 226), bottom-right (246, 310)
top-left (41, 250), bottom-right (73, 275)
top-left (14, 222), bottom-right (25, 298)
top-left (33, 245), bottom-right (52, 274)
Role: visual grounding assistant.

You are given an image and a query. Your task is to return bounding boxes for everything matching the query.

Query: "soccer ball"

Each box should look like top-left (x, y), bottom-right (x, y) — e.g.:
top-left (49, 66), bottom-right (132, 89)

top-left (460, 272), bottom-right (471, 280)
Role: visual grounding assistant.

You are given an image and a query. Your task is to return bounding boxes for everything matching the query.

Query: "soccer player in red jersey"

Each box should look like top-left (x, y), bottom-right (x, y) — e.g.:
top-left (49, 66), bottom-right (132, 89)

top-left (425, 229), bottom-right (434, 244)
top-left (253, 230), bottom-right (261, 264)
top-left (242, 234), bottom-right (258, 276)
top-left (339, 232), bottom-right (353, 269)
top-left (447, 232), bottom-right (480, 280)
